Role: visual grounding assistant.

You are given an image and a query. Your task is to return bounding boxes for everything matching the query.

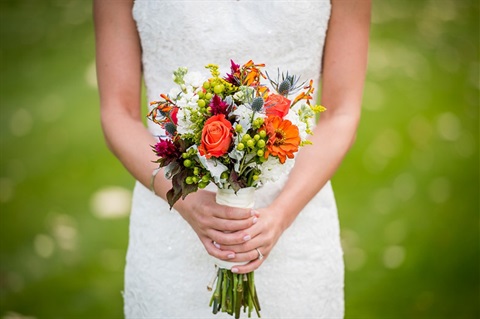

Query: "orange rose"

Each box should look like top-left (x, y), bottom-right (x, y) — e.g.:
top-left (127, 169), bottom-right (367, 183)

top-left (264, 94), bottom-right (291, 118)
top-left (198, 114), bottom-right (233, 158)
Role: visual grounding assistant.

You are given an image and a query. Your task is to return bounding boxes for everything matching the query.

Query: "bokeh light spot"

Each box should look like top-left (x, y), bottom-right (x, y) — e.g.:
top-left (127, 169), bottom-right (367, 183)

top-left (2, 312), bottom-right (37, 319)
top-left (51, 214), bottom-right (78, 251)
top-left (85, 61), bottom-right (97, 89)
top-left (436, 112), bottom-right (461, 141)
top-left (9, 108), bottom-right (33, 137)
top-left (39, 94), bottom-right (65, 123)
top-left (371, 188), bottom-right (395, 214)
top-left (428, 177), bottom-right (451, 204)
top-left (90, 186), bottom-right (132, 219)
top-left (393, 173), bottom-right (417, 201)
top-left (384, 220), bottom-right (407, 245)
top-left (363, 81), bottom-right (385, 111)
top-left (383, 245), bottom-right (406, 269)
top-left (454, 131), bottom-right (476, 158)
top-left (33, 234), bottom-right (55, 258)
top-left (345, 247), bottom-right (367, 272)
top-left (408, 115), bottom-right (433, 150)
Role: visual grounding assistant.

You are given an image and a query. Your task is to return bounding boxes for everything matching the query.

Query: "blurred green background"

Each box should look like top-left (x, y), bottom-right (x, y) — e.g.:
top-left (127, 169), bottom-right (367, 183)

top-left (0, 0), bottom-right (478, 318)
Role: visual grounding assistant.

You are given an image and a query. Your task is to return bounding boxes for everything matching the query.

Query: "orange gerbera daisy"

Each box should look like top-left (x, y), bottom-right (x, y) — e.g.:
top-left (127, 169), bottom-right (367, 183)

top-left (263, 116), bottom-right (301, 164)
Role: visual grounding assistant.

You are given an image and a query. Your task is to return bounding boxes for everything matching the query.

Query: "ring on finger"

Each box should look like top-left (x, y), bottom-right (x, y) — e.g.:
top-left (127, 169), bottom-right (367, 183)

top-left (255, 248), bottom-right (264, 260)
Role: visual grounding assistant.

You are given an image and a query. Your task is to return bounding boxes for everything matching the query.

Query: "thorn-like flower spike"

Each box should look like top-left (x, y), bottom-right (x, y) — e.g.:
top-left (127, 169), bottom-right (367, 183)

top-left (251, 97), bottom-right (264, 112)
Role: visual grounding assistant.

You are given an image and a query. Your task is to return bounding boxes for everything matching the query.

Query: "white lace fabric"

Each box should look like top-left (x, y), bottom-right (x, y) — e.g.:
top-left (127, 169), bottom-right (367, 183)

top-left (125, 1), bottom-right (344, 317)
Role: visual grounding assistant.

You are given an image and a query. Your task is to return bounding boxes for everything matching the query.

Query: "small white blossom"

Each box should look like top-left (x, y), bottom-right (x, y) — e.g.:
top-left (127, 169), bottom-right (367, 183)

top-left (259, 157), bottom-right (294, 184)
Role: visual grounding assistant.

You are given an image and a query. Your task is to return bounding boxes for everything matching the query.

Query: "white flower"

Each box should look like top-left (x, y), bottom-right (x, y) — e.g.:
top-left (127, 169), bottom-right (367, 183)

top-left (184, 71), bottom-right (204, 88)
top-left (168, 87), bottom-right (182, 100)
top-left (232, 104), bottom-right (254, 132)
top-left (176, 107), bottom-right (194, 134)
top-left (259, 157), bottom-right (294, 184)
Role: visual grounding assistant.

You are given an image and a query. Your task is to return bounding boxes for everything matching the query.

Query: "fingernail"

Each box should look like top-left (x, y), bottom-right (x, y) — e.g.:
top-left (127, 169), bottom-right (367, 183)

top-left (213, 242), bottom-right (221, 249)
top-left (231, 268), bottom-right (239, 273)
top-left (243, 235), bottom-right (251, 241)
top-left (252, 217), bottom-right (258, 224)
top-left (227, 253), bottom-right (235, 259)
top-left (250, 209), bottom-right (259, 216)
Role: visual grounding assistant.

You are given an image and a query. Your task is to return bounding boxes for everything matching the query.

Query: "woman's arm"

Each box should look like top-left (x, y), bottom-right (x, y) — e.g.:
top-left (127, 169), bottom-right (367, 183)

top-left (93, 0), bottom-right (257, 262)
top-left (226, 0), bottom-right (371, 273)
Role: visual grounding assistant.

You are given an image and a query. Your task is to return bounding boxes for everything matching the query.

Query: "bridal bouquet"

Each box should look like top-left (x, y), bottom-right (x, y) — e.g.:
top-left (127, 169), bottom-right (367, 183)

top-left (148, 60), bottom-right (324, 318)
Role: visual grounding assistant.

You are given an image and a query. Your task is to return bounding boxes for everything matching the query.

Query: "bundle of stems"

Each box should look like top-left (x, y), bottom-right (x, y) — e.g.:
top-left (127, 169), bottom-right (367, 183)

top-left (208, 267), bottom-right (261, 318)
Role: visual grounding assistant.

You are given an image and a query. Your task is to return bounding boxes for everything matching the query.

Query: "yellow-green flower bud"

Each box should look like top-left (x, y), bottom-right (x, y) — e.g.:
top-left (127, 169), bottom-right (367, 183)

top-left (257, 139), bottom-right (266, 148)
top-left (185, 176), bottom-right (194, 185)
top-left (197, 99), bottom-right (206, 108)
top-left (246, 139), bottom-right (255, 148)
top-left (254, 134), bottom-right (260, 141)
top-left (257, 149), bottom-right (264, 157)
top-left (237, 143), bottom-right (245, 151)
top-left (235, 124), bottom-right (243, 132)
top-left (259, 130), bottom-right (267, 138)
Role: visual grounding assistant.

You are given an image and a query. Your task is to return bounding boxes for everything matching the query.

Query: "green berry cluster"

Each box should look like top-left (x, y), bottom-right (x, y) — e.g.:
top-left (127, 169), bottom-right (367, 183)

top-left (236, 128), bottom-right (268, 163)
top-left (182, 150), bottom-right (211, 189)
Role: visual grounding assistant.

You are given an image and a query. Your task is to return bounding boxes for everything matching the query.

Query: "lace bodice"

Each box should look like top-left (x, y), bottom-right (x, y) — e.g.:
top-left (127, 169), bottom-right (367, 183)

top-left (133, 0), bottom-right (331, 134)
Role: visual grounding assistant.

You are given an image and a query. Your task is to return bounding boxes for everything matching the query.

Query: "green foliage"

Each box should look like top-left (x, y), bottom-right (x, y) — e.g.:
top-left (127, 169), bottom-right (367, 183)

top-left (0, 1), bottom-right (478, 318)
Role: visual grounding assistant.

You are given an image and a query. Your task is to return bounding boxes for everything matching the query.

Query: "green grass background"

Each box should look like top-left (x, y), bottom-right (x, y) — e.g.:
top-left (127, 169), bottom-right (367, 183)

top-left (0, 1), bottom-right (478, 318)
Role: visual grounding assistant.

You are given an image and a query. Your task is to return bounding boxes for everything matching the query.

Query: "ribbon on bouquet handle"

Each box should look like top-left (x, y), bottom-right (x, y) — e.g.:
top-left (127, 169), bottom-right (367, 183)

top-left (213, 187), bottom-right (255, 269)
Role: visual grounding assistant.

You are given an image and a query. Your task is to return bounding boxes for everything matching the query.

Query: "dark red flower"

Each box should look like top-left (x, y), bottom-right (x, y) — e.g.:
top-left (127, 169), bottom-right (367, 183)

top-left (154, 138), bottom-right (180, 159)
top-left (209, 95), bottom-right (229, 116)
top-left (224, 59), bottom-right (240, 85)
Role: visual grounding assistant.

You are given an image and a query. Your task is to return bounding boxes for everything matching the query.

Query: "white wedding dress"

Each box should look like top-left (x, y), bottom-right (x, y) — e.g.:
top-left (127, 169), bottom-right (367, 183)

top-left (125, 1), bottom-right (344, 318)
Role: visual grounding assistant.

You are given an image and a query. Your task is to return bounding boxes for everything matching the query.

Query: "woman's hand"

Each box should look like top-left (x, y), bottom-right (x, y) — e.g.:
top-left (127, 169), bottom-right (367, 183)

top-left (212, 206), bottom-right (286, 274)
top-left (173, 190), bottom-right (259, 263)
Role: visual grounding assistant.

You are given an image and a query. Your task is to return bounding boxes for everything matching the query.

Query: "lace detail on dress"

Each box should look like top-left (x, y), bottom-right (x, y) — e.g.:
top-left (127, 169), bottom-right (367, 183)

top-left (125, 1), bottom-right (344, 318)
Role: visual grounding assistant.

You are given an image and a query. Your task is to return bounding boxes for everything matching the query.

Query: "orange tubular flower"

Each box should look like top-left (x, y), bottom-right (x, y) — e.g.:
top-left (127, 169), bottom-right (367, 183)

top-left (263, 116), bottom-right (301, 164)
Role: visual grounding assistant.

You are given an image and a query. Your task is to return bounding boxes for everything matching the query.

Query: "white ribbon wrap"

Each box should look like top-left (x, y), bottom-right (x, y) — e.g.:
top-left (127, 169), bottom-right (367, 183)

top-left (213, 187), bottom-right (255, 269)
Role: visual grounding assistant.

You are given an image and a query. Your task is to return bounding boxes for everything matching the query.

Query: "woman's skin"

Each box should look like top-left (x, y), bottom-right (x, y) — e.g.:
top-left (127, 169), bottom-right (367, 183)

top-left (94, 0), bottom-right (370, 275)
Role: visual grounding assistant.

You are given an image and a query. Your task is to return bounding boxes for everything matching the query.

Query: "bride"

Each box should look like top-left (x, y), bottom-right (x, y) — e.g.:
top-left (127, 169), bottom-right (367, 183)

top-left (93, 0), bottom-right (370, 317)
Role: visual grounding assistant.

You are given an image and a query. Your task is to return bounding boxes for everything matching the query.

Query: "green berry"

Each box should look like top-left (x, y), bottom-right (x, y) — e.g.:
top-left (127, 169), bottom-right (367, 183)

top-left (182, 153), bottom-right (189, 159)
top-left (257, 139), bottom-right (266, 148)
top-left (185, 176), bottom-right (193, 185)
top-left (198, 182), bottom-right (208, 189)
top-left (201, 175), bottom-right (210, 183)
top-left (235, 124), bottom-right (243, 132)
top-left (220, 172), bottom-right (229, 180)
top-left (198, 91), bottom-right (205, 98)
top-left (205, 92), bottom-right (213, 100)
top-left (193, 167), bottom-right (200, 175)
top-left (259, 130), bottom-right (267, 138)
top-left (213, 84), bottom-right (224, 94)
top-left (191, 176), bottom-right (198, 184)
top-left (254, 134), bottom-right (260, 141)
top-left (257, 149), bottom-right (264, 157)
top-left (237, 143), bottom-right (245, 151)
top-left (246, 139), bottom-right (255, 148)
top-left (183, 159), bottom-right (192, 167)
top-left (203, 81), bottom-right (210, 89)
top-left (197, 99), bottom-right (206, 107)
top-left (242, 134), bottom-right (251, 142)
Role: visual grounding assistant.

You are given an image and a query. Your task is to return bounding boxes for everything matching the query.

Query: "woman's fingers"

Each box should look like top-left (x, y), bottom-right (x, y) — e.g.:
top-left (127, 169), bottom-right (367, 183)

top-left (231, 255), bottom-right (264, 274)
top-left (212, 205), bottom-right (258, 220)
top-left (210, 215), bottom-right (258, 232)
top-left (201, 237), bottom-right (237, 260)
